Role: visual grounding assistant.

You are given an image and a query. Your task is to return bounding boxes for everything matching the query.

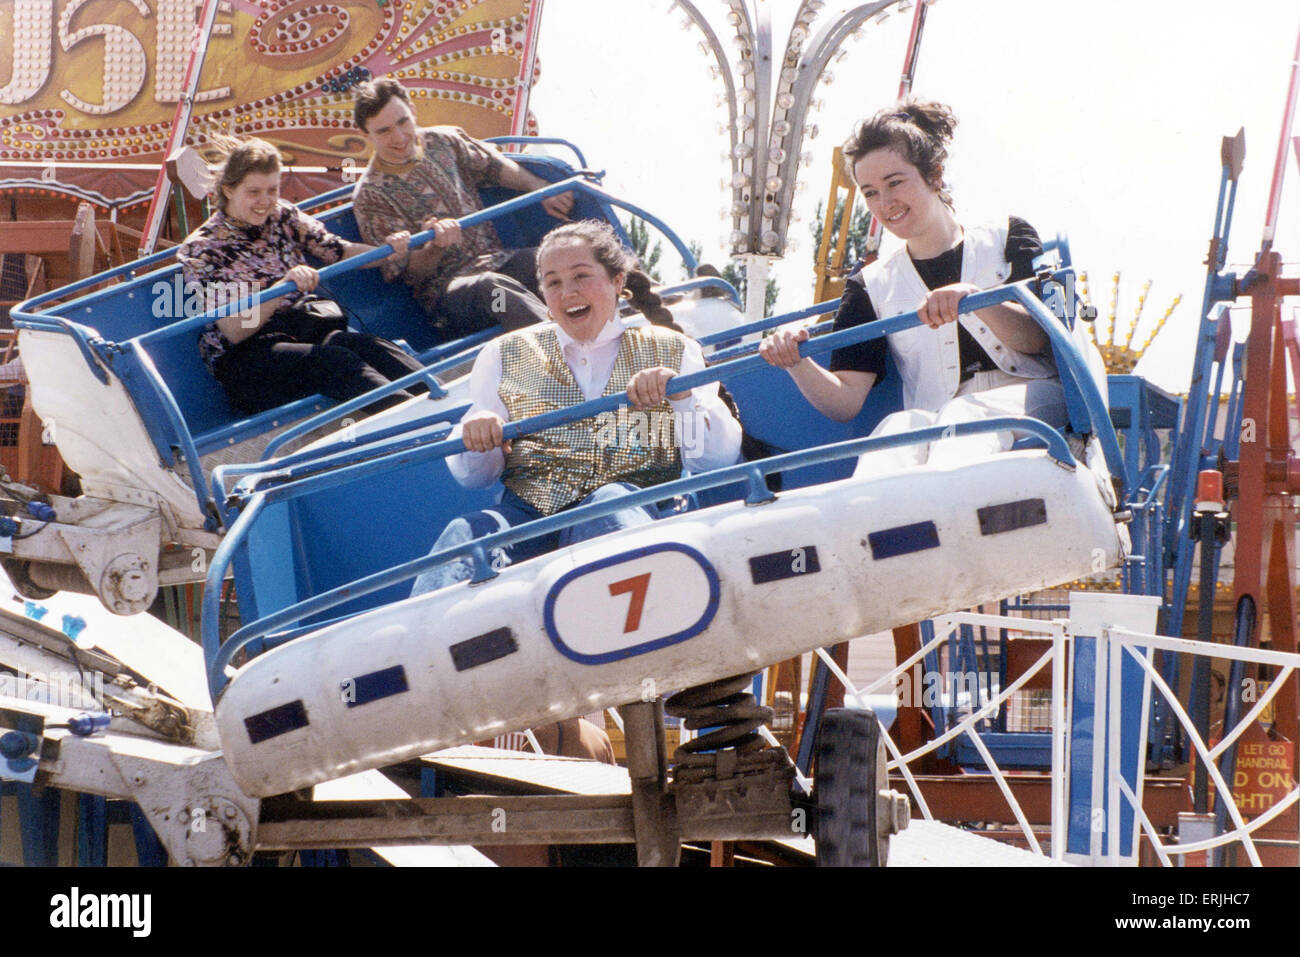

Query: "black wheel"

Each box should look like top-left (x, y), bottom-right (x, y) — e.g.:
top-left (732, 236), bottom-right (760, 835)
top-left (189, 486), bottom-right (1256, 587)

top-left (812, 707), bottom-right (890, 867)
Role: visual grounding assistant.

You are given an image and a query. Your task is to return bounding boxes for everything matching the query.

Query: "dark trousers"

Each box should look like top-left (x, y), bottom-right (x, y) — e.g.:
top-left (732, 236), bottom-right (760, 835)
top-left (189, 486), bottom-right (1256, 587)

top-left (215, 328), bottom-right (427, 417)
top-left (433, 247), bottom-right (548, 338)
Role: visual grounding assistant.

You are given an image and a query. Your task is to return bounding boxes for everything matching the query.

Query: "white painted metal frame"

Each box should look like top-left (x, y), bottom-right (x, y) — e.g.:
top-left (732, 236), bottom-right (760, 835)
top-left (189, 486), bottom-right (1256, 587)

top-left (1104, 625), bottom-right (1300, 867)
top-left (813, 611), bottom-right (1072, 860)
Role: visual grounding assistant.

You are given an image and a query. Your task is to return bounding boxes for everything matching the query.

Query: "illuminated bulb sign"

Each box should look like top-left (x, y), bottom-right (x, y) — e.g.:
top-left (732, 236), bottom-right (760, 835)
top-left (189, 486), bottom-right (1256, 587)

top-left (0, 0), bottom-right (539, 165)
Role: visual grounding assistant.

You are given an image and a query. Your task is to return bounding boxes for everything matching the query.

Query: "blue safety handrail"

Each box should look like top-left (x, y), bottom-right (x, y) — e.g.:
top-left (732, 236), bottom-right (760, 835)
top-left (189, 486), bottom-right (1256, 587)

top-left (254, 331), bottom-right (494, 462)
top-left (13, 252), bottom-right (178, 327)
top-left (210, 408), bottom-right (464, 510)
top-left (657, 277), bottom-right (743, 308)
top-left (697, 299), bottom-right (840, 347)
top-left (218, 279), bottom-right (1120, 507)
top-left (203, 414), bottom-right (1073, 694)
top-left (297, 184), bottom-right (356, 214)
top-left (484, 135), bottom-right (589, 169)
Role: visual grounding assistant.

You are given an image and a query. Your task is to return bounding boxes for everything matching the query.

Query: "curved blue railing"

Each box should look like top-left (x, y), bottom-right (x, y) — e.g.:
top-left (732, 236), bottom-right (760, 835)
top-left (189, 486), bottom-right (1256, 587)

top-left (13, 253), bottom-right (179, 330)
top-left (297, 184), bottom-right (356, 214)
top-left (127, 344), bottom-right (221, 520)
top-left (203, 414), bottom-right (1073, 694)
top-left (253, 341), bottom-right (472, 459)
top-left (657, 277), bottom-right (743, 308)
top-left (485, 135), bottom-right (589, 170)
top-left (697, 299), bottom-right (840, 347)
top-left (201, 277), bottom-right (1123, 694)
top-left (210, 409), bottom-right (464, 512)
top-left (36, 317), bottom-right (112, 385)
top-left (708, 319), bottom-right (837, 363)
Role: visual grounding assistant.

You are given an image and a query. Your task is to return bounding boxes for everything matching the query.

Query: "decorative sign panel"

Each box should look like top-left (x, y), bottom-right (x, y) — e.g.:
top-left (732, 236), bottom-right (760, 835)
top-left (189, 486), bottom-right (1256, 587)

top-left (0, 0), bottom-right (540, 167)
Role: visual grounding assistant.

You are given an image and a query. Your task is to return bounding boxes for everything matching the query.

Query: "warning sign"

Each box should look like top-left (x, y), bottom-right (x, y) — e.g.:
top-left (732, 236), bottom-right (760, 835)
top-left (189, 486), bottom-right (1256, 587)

top-left (1229, 723), bottom-right (1294, 818)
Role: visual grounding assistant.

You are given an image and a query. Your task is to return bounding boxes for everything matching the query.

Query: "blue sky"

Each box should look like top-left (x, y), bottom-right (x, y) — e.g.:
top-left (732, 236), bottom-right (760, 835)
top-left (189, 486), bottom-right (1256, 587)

top-left (531, 0), bottom-right (1300, 392)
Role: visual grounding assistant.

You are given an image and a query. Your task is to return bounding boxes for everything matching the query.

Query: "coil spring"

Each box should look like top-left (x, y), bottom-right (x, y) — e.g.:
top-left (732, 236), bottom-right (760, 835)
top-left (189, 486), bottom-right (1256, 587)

top-left (664, 672), bottom-right (784, 782)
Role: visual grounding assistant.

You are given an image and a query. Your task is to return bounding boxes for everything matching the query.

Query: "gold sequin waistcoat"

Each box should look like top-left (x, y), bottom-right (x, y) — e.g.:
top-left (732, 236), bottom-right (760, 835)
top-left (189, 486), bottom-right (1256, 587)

top-left (498, 325), bottom-right (684, 515)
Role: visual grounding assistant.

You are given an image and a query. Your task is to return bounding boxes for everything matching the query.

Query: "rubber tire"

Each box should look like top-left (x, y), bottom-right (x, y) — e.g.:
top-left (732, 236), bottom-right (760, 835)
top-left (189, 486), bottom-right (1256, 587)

top-left (812, 707), bottom-right (889, 867)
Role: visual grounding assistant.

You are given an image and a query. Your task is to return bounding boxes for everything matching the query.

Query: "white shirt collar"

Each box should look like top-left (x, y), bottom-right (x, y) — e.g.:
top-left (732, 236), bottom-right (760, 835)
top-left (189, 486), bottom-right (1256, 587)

top-left (551, 313), bottom-right (637, 352)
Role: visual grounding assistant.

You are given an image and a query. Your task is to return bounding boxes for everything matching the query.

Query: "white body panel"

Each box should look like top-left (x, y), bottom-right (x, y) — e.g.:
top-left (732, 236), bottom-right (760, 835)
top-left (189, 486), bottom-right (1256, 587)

top-left (216, 450), bottom-right (1126, 797)
top-left (18, 328), bottom-right (205, 532)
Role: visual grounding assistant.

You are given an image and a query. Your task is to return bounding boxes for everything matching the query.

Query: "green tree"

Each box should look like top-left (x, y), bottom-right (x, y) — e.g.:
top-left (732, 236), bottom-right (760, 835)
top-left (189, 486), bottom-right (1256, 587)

top-left (625, 216), bottom-right (664, 282)
top-left (810, 196), bottom-right (873, 269)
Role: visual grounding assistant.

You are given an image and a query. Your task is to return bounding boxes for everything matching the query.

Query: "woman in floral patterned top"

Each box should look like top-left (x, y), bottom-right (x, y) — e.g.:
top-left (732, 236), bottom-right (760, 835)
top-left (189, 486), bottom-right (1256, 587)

top-left (178, 138), bottom-right (426, 416)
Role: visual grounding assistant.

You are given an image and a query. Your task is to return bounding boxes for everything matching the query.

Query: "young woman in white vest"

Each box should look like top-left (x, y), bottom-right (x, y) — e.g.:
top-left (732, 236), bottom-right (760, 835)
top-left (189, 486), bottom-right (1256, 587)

top-left (411, 219), bottom-right (742, 594)
top-left (759, 100), bottom-right (1065, 472)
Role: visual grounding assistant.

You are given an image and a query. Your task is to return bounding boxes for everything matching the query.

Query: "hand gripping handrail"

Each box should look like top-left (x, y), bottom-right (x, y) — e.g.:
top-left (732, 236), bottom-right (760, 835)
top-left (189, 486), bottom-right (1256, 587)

top-left (202, 414), bottom-right (1073, 695)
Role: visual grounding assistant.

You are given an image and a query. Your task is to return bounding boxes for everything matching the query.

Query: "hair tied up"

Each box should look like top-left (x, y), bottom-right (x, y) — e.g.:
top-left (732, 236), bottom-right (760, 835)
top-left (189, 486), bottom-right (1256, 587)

top-left (843, 97), bottom-right (959, 207)
top-left (623, 269), bottom-right (681, 331)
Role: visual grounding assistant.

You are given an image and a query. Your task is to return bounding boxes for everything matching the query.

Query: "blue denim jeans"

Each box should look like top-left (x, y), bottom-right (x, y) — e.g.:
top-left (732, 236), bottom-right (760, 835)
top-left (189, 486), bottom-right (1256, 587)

top-left (410, 482), bottom-right (663, 596)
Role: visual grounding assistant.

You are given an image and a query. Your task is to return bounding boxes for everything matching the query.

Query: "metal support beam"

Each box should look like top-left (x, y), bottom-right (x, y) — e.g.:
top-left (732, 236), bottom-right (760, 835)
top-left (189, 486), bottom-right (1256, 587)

top-left (256, 794), bottom-right (637, 850)
top-left (620, 699), bottom-right (681, 866)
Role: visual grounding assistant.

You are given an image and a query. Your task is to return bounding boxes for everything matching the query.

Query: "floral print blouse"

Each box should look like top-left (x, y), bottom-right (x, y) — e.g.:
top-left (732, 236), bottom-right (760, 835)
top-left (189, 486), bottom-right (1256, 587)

top-left (178, 201), bottom-right (348, 370)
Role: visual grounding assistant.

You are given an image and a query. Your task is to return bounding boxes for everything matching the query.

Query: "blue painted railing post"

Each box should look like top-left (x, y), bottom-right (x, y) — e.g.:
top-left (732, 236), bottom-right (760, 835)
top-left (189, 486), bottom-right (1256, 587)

top-left (1065, 592), bottom-right (1161, 865)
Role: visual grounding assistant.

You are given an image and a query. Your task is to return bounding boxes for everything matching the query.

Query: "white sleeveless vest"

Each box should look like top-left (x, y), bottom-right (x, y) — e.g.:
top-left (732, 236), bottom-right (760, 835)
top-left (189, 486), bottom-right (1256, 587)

top-left (862, 222), bottom-right (1058, 413)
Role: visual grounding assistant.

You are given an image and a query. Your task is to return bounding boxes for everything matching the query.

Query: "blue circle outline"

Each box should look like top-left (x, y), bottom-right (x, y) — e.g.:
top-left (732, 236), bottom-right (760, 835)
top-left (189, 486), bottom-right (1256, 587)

top-left (543, 542), bottom-right (721, 665)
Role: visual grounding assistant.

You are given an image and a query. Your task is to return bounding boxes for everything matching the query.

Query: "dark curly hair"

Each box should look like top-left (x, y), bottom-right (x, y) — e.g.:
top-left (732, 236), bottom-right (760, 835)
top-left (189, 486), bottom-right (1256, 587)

top-left (353, 77), bottom-right (411, 132)
top-left (842, 99), bottom-right (958, 207)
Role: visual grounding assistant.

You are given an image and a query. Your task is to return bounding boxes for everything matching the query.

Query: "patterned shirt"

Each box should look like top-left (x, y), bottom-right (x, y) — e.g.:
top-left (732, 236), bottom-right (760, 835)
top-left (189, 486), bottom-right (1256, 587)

top-left (351, 127), bottom-right (511, 312)
top-left (178, 201), bottom-right (348, 369)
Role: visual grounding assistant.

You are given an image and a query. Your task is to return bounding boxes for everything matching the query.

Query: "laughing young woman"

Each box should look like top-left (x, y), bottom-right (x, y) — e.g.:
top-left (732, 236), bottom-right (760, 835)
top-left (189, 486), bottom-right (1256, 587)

top-left (760, 100), bottom-right (1065, 471)
top-left (410, 219), bottom-right (742, 596)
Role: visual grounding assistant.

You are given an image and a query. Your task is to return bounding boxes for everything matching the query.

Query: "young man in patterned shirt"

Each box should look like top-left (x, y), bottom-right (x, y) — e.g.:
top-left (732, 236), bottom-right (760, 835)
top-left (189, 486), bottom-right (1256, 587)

top-left (351, 79), bottom-right (574, 339)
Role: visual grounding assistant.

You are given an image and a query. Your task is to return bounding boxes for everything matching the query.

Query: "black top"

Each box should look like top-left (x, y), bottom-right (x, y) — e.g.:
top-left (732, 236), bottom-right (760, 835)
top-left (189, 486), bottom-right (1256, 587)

top-left (828, 216), bottom-right (1043, 380)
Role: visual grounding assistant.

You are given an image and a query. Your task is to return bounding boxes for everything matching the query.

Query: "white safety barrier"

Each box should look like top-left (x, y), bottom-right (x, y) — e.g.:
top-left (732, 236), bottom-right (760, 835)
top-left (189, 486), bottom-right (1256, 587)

top-left (1103, 627), bottom-right (1299, 867)
top-left (812, 611), bottom-right (1070, 860)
